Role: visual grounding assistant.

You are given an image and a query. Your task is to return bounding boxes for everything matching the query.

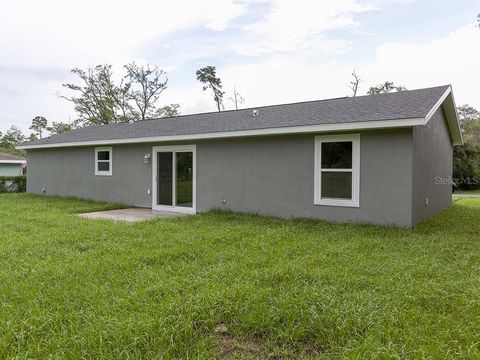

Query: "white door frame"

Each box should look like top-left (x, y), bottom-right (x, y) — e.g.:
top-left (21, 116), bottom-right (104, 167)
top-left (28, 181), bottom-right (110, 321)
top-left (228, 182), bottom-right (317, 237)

top-left (152, 145), bottom-right (196, 214)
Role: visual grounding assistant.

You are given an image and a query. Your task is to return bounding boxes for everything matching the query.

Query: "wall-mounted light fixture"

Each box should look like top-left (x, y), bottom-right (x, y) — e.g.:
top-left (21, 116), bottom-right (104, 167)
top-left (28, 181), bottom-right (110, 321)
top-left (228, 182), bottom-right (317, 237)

top-left (144, 153), bottom-right (151, 164)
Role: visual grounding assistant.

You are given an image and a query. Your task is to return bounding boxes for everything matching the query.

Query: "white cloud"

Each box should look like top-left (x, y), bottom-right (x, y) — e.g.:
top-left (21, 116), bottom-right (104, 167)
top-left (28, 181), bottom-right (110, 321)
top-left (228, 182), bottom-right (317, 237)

top-left (360, 23), bottom-right (480, 107)
top-left (0, 0), bottom-right (246, 133)
top-left (220, 58), bottom-right (351, 109)
top-left (0, 0), bottom-right (245, 69)
top-left (216, 22), bottom-right (480, 113)
top-left (232, 0), bottom-right (372, 56)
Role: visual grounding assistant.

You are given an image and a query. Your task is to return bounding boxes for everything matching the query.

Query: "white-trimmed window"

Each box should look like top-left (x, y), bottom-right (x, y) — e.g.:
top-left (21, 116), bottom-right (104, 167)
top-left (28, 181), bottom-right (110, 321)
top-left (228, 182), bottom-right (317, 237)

top-left (95, 147), bottom-right (112, 176)
top-left (314, 134), bottom-right (360, 207)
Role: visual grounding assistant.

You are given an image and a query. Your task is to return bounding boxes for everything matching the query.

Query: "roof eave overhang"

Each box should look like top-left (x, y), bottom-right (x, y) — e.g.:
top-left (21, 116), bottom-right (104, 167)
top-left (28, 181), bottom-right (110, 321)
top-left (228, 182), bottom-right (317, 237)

top-left (16, 117), bottom-right (426, 150)
top-left (424, 85), bottom-right (463, 146)
top-left (17, 86), bottom-right (463, 150)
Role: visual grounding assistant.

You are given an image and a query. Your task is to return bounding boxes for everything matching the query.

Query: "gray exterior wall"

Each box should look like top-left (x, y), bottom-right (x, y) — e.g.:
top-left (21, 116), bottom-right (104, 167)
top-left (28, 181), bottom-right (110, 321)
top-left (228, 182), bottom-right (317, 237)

top-left (197, 130), bottom-right (413, 226)
top-left (27, 129), bottom-right (415, 227)
top-left (27, 144), bottom-right (154, 207)
top-left (412, 108), bottom-right (453, 225)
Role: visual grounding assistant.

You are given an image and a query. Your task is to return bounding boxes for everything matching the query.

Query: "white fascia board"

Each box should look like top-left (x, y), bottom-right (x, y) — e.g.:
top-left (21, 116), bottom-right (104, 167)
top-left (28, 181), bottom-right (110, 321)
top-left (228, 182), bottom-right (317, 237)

top-left (425, 86), bottom-right (451, 122)
top-left (16, 117), bottom-right (425, 150)
top-left (445, 90), bottom-right (464, 145)
top-left (424, 86), bottom-right (463, 145)
top-left (0, 160), bottom-right (26, 164)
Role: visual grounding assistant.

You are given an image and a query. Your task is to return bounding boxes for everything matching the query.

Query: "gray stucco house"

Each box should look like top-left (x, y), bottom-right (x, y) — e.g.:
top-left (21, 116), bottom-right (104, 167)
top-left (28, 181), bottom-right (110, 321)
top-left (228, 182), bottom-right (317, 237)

top-left (17, 85), bottom-right (462, 227)
top-left (0, 152), bottom-right (25, 176)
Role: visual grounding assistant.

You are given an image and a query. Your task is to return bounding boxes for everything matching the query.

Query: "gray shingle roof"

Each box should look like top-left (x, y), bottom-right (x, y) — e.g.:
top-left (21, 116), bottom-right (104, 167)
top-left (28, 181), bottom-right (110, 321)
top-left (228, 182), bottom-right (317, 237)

top-left (21, 85), bottom-right (450, 147)
top-left (0, 152), bottom-right (25, 161)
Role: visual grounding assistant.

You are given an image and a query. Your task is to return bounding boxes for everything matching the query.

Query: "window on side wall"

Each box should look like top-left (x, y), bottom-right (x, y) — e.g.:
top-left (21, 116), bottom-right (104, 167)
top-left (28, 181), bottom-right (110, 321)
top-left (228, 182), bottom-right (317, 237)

top-left (95, 147), bottom-right (112, 176)
top-left (314, 134), bottom-right (360, 207)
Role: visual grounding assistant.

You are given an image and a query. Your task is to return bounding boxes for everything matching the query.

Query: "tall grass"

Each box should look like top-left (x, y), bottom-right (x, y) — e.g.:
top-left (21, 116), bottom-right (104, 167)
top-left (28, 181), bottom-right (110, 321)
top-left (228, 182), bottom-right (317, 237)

top-left (0, 194), bottom-right (479, 359)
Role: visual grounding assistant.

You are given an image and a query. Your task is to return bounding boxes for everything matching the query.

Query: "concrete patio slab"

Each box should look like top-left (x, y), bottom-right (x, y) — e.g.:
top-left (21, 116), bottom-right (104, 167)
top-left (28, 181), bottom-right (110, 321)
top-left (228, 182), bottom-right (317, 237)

top-left (77, 207), bottom-right (191, 222)
top-left (453, 194), bottom-right (480, 199)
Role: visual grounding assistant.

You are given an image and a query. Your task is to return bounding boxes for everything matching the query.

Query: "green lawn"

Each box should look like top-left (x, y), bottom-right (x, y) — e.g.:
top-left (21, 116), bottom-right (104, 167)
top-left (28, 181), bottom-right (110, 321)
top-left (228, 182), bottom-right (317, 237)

top-left (1, 194), bottom-right (480, 359)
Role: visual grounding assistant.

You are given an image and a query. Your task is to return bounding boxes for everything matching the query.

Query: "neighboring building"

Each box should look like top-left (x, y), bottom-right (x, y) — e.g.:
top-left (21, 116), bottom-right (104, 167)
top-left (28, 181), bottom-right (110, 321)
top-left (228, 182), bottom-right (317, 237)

top-left (17, 85), bottom-right (462, 227)
top-left (0, 152), bottom-right (25, 176)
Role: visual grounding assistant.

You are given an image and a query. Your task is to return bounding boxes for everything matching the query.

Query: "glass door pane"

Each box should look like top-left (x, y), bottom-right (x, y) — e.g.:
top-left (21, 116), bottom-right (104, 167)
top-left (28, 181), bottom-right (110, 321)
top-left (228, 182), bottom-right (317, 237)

top-left (157, 152), bottom-right (173, 206)
top-left (176, 152), bottom-right (193, 208)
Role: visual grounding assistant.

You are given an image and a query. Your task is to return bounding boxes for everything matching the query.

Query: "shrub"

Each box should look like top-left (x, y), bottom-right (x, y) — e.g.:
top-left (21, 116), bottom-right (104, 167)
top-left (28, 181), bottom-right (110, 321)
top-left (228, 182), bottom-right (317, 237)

top-left (453, 143), bottom-right (480, 190)
top-left (0, 176), bottom-right (26, 193)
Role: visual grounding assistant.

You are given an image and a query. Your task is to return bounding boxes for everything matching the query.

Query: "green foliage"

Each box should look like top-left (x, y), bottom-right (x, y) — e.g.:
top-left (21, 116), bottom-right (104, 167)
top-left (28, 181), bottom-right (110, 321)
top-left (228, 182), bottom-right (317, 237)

top-left (0, 125), bottom-right (24, 148)
top-left (29, 116), bottom-right (48, 139)
top-left (453, 104), bottom-right (480, 190)
top-left (196, 66), bottom-right (225, 111)
top-left (47, 121), bottom-right (72, 135)
top-left (0, 176), bottom-right (26, 193)
top-left (0, 126), bottom-right (27, 155)
top-left (453, 143), bottom-right (480, 190)
top-left (367, 81), bottom-right (407, 95)
top-left (26, 133), bottom-right (38, 142)
top-left (60, 65), bottom-right (129, 126)
top-left (60, 63), bottom-right (170, 126)
top-left (156, 103), bottom-right (181, 118)
top-left (1, 194), bottom-right (480, 358)
top-left (0, 146), bottom-right (25, 157)
top-left (125, 62), bottom-right (168, 120)
top-left (457, 104), bottom-right (480, 124)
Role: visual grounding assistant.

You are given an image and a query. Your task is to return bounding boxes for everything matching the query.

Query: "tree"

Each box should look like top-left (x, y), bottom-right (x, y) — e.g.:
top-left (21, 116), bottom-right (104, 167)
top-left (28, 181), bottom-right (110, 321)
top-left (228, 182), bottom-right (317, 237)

top-left (196, 66), bottom-right (225, 111)
top-left (0, 126), bottom-right (26, 156)
top-left (367, 81), bottom-right (407, 95)
top-left (457, 104), bottom-right (480, 124)
top-left (125, 62), bottom-right (168, 121)
top-left (60, 65), bottom-right (126, 126)
top-left (47, 122), bottom-right (72, 135)
top-left (26, 133), bottom-right (38, 142)
top-left (59, 63), bottom-right (170, 126)
top-left (228, 86), bottom-right (245, 110)
top-left (454, 142), bottom-right (480, 190)
top-left (0, 126), bottom-right (25, 148)
top-left (0, 127), bottom-right (26, 156)
top-left (348, 70), bottom-right (362, 97)
top-left (156, 104), bottom-right (181, 118)
top-left (453, 104), bottom-right (480, 190)
top-left (477, 14), bottom-right (479, 28)
top-left (29, 116), bottom-right (48, 139)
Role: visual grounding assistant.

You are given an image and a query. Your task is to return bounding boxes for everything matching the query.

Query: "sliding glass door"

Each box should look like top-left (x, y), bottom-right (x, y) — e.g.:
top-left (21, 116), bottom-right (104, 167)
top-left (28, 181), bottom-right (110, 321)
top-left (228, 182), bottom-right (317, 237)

top-left (157, 152), bottom-right (173, 206)
top-left (175, 152), bottom-right (193, 208)
top-left (152, 146), bottom-right (196, 213)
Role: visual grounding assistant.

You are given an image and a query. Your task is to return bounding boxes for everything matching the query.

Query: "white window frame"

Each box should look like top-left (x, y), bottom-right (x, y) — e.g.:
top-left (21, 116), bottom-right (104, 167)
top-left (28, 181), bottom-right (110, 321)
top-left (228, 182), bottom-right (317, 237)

top-left (95, 147), bottom-right (112, 176)
top-left (314, 134), bottom-right (360, 207)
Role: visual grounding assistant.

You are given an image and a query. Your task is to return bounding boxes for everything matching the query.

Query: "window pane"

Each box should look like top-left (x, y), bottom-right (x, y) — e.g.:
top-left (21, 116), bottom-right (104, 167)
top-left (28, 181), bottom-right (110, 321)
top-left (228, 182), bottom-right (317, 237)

top-left (321, 142), bottom-right (352, 169)
top-left (321, 171), bottom-right (352, 199)
top-left (157, 152), bottom-right (173, 206)
top-left (176, 152), bottom-right (193, 208)
top-left (97, 151), bottom-right (110, 161)
top-left (97, 161), bottom-right (110, 171)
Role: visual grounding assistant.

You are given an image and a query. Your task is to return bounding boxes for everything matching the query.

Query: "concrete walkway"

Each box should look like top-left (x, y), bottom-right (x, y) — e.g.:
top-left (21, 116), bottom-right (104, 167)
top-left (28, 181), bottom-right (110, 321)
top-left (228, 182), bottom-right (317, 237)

top-left (77, 207), bottom-right (191, 222)
top-left (453, 194), bottom-right (480, 198)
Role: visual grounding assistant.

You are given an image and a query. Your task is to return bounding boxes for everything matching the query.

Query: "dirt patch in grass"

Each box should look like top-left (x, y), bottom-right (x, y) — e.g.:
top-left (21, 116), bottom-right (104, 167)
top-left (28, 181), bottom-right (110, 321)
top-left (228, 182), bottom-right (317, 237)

top-left (216, 326), bottom-right (325, 359)
top-left (218, 333), bottom-right (271, 359)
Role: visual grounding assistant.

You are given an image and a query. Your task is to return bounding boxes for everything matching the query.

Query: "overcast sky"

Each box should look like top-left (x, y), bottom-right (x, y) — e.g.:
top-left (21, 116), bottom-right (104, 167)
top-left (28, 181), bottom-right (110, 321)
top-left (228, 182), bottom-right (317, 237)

top-left (0, 0), bottom-right (479, 134)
